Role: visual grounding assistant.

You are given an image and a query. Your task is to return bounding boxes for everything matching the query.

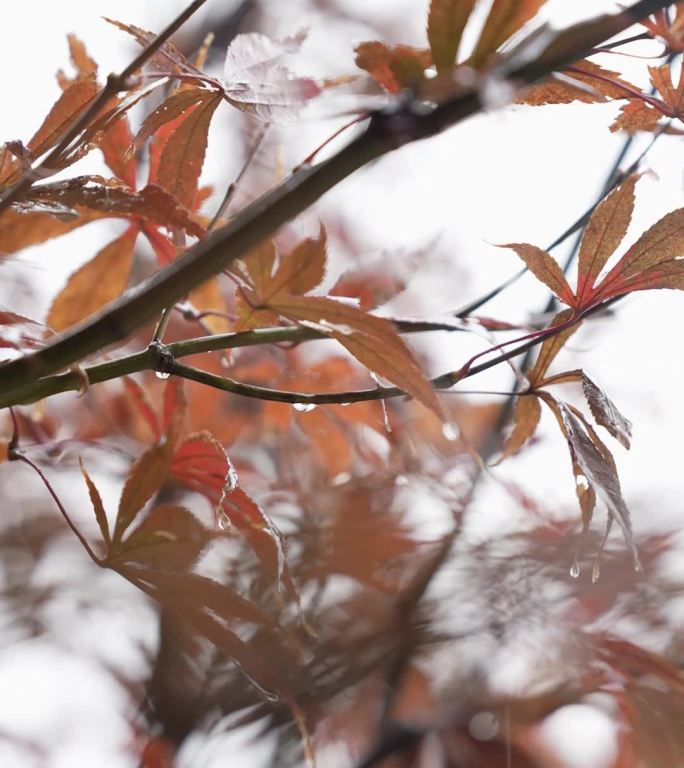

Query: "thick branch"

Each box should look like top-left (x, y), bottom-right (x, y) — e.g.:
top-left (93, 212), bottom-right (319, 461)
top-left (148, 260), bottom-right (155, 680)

top-left (0, 0), bottom-right (669, 403)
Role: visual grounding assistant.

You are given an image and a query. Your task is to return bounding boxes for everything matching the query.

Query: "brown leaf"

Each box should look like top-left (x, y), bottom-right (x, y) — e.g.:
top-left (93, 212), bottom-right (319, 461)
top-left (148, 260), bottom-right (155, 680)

top-left (269, 294), bottom-right (443, 417)
top-left (115, 504), bottom-right (208, 570)
top-left (354, 41), bottom-right (431, 93)
top-left (155, 91), bottom-right (222, 210)
top-left (576, 174), bottom-right (639, 304)
top-left (99, 111), bottom-right (137, 188)
top-left (28, 77), bottom-right (99, 158)
top-left (132, 88), bottom-right (212, 154)
top-left (595, 207), bottom-right (684, 300)
top-left (610, 100), bottom-right (663, 133)
top-left (528, 309), bottom-right (580, 386)
top-left (189, 278), bottom-right (231, 335)
top-left (104, 18), bottom-right (202, 76)
top-left (170, 431), bottom-right (237, 509)
top-left (518, 61), bottom-right (639, 106)
top-left (471, 0), bottom-right (548, 67)
top-left (649, 59), bottom-right (684, 116)
top-left (497, 394), bottom-right (542, 462)
top-left (30, 178), bottom-right (205, 237)
top-left (58, 34), bottom-right (98, 88)
top-left (114, 439), bottom-right (174, 545)
top-left (80, 458), bottom-right (111, 548)
top-left (500, 243), bottom-right (575, 306)
top-left (582, 374), bottom-right (632, 449)
top-left (427, 0), bottom-right (477, 73)
top-left (47, 227), bottom-right (138, 332)
top-left (542, 395), bottom-right (638, 563)
top-left (0, 208), bottom-right (99, 255)
top-left (268, 225), bottom-right (327, 297)
top-left (122, 376), bottom-right (161, 440)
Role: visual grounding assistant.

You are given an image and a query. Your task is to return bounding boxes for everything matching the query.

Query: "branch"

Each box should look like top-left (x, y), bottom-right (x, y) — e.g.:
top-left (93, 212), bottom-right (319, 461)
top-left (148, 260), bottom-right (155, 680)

top-left (0, 0), bottom-right (211, 214)
top-left (0, 0), bottom-right (670, 404)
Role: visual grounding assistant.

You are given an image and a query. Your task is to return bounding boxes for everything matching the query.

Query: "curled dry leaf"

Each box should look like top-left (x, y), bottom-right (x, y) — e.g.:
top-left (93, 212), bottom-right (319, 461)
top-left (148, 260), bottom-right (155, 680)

top-left (47, 226), bottom-right (138, 332)
top-left (222, 31), bottom-right (320, 121)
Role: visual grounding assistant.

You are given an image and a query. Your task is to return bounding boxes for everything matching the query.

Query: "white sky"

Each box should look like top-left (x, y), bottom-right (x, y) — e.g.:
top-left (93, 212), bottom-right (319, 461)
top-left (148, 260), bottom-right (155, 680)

top-left (0, 1), bottom-right (682, 767)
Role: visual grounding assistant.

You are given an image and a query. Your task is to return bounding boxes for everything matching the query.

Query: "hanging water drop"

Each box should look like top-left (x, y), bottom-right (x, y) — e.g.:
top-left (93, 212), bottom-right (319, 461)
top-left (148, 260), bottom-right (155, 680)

top-left (570, 560), bottom-right (581, 579)
top-left (293, 402), bottom-right (317, 413)
top-left (442, 422), bottom-right (459, 441)
top-left (217, 511), bottom-right (231, 531)
top-left (380, 399), bottom-right (392, 433)
top-left (591, 560), bottom-right (601, 583)
top-left (155, 370), bottom-right (171, 380)
top-left (395, 474), bottom-right (409, 486)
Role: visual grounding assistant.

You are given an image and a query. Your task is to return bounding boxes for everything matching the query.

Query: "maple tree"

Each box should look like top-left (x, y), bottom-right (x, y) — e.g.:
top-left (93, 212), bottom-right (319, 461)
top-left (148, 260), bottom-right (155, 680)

top-left (0, 0), bottom-right (683, 766)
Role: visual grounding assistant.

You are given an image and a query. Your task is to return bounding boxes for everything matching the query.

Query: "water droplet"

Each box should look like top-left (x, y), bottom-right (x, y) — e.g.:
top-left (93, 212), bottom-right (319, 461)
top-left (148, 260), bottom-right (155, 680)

top-left (293, 402), bottom-right (316, 413)
top-left (591, 560), bottom-right (601, 583)
top-left (442, 422), bottom-right (460, 441)
top-left (217, 511), bottom-right (231, 531)
top-left (395, 474), bottom-right (409, 486)
top-left (570, 560), bottom-right (581, 579)
top-left (226, 463), bottom-right (239, 491)
top-left (155, 370), bottom-right (171, 380)
top-left (380, 399), bottom-right (392, 433)
top-left (633, 555), bottom-right (643, 573)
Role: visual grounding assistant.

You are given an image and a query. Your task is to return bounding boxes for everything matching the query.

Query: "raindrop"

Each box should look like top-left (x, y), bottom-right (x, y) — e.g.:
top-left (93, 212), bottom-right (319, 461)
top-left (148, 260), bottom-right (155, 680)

top-left (227, 465), bottom-right (239, 491)
top-left (380, 399), bottom-right (392, 433)
top-left (293, 402), bottom-right (317, 413)
top-left (395, 475), bottom-right (409, 486)
top-left (570, 559), bottom-right (581, 579)
top-left (217, 511), bottom-right (231, 531)
top-left (442, 422), bottom-right (459, 441)
top-left (155, 370), bottom-right (171, 380)
top-left (591, 560), bottom-right (601, 583)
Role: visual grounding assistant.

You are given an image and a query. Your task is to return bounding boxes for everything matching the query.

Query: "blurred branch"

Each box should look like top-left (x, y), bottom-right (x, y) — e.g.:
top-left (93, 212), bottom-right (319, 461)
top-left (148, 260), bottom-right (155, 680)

top-left (0, 0), bottom-right (670, 403)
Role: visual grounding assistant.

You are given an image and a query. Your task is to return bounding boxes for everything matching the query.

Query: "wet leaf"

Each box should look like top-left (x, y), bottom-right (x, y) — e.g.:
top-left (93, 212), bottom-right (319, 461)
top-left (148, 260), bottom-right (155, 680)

top-left (79, 458), bottom-right (111, 548)
top-left (497, 394), bottom-right (542, 462)
top-left (610, 99), bottom-right (663, 133)
top-left (27, 77), bottom-right (98, 158)
top-left (99, 111), bottom-right (137, 188)
top-left (541, 395), bottom-right (638, 563)
top-left (221, 487), bottom-right (286, 585)
top-left (170, 431), bottom-right (237, 509)
top-left (500, 243), bottom-right (575, 306)
top-left (132, 88), bottom-right (212, 154)
top-left (222, 31), bottom-right (320, 121)
top-left (582, 373), bottom-right (632, 449)
top-left (115, 504), bottom-right (208, 570)
top-left (269, 294), bottom-right (443, 417)
top-left (266, 225), bottom-right (327, 298)
top-left (114, 439), bottom-right (174, 545)
top-left (427, 0), bottom-right (476, 73)
top-left (47, 227), bottom-right (138, 332)
top-left (0, 208), bottom-right (100, 255)
top-left (155, 91), bottom-right (222, 210)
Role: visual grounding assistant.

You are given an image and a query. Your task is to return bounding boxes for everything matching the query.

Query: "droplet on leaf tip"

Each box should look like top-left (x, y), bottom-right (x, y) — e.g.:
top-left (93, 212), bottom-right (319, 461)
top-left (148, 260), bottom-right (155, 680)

top-left (155, 370), bottom-right (171, 380)
top-left (591, 560), bottom-right (601, 583)
top-left (442, 422), bottom-right (459, 442)
top-left (217, 512), bottom-right (231, 531)
top-left (570, 560), bottom-right (581, 579)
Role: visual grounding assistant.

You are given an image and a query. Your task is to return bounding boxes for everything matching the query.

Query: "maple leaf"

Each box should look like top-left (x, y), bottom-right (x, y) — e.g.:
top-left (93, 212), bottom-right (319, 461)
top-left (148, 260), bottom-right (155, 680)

top-left (470, 0), bottom-right (549, 68)
top-left (503, 175), bottom-right (684, 312)
top-left (427, 0), bottom-right (477, 74)
top-left (46, 226), bottom-right (138, 332)
top-left (641, 4), bottom-right (684, 53)
top-left (354, 42), bottom-right (432, 93)
top-left (222, 31), bottom-right (321, 121)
